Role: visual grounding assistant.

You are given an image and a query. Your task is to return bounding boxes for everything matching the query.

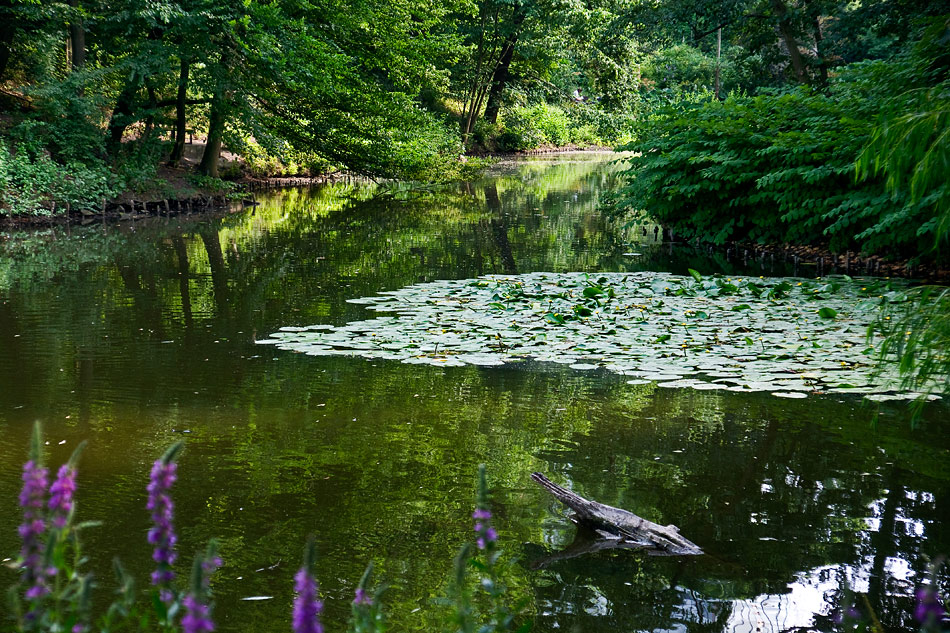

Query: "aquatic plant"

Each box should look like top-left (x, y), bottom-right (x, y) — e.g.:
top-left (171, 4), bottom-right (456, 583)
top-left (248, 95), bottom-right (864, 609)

top-left (4, 429), bottom-right (538, 633)
top-left (18, 430), bottom-right (50, 608)
top-left (448, 465), bottom-right (527, 633)
top-left (181, 541), bottom-right (222, 633)
top-left (48, 462), bottom-right (78, 530)
top-left (350, 563), bottom-right (385, 633)
top-left (148, 442), bottom-right (183, 609)
top-left (260, 271), bottom-right (940, 401)
top-left (293, 537), bottom-right (324, 633)
top-left (10, 425), bottom-right (90, 632)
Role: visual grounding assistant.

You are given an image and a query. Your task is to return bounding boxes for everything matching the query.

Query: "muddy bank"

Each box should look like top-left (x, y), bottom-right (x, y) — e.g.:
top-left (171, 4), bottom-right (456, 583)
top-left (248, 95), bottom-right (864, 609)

top-left (0, 172), bottom-right (340, 229)
top-left (671, 232), bottom-right (950, 283)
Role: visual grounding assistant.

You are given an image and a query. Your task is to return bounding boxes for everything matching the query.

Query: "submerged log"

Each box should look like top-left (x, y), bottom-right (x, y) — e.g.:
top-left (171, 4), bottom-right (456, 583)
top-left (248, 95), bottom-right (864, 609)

top-left (531, 473), bottom-right (703, 556)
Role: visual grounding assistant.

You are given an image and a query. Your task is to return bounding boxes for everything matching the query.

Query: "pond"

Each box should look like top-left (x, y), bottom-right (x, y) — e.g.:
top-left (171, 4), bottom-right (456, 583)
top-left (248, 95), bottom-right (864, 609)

top-left (0, 153), bottom-right (948, 632)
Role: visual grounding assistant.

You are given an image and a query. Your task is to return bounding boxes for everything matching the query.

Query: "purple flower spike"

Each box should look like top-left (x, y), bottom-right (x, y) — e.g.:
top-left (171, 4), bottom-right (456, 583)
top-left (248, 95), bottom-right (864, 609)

top-left (18, 459), bottom-right (50, 600)
top-left (915, 586), bottom-right (946, 624)
top-left (183, 541), bottom-right (221, 633)
top-left (293, 568), bottom-right (324, 633)
top-left (473, 506), bottom-right (498, 550)
top-left (49, 463), bottom-right (77, 529)
top-left (146, 446), bottom-right (181, 604)
top-left (353, 587), bottom-right (373, 606)
top-left (182, 594), bottom-right (215, 633)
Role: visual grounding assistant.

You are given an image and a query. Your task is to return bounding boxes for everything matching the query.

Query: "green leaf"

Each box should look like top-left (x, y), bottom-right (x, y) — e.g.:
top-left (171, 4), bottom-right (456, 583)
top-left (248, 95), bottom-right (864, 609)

top-left (688, 268), bottom-right (702, 283)
top-left (818, 307), bottom-right (838, 319)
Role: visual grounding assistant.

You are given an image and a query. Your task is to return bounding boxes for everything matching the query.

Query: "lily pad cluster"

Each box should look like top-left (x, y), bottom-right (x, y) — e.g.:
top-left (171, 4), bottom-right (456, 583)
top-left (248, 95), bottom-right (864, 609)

top-left (259, 271), bottom-right (941, 399)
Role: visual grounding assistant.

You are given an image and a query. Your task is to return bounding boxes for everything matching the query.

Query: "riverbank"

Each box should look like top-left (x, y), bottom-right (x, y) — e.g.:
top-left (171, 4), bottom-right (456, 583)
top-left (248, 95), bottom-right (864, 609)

top-left (1, 146), bottom-right (610, 228)
top-left (0, 154), bottom-right (340, 228)
top-left (675, 238), bottom-right (950, 283)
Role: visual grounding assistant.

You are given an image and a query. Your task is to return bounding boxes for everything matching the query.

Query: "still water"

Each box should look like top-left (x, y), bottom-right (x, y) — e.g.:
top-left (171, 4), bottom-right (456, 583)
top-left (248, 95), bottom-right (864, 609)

top-left (1, 153), bottom-right (947, 632)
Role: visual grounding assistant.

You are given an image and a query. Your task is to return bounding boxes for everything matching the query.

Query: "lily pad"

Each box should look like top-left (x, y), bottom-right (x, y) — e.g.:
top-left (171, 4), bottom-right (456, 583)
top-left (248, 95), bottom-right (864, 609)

top-left (262, 271), bottom-right (933, 400)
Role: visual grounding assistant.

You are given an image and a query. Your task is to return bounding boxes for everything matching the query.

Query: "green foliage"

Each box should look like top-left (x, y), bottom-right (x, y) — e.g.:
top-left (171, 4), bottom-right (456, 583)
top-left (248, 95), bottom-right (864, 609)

top-left (641, 45), bottom-right (722, 94)
top-left (612, 47), bottom-right (948, 263)
top-left (856, 18), bottom-right (950, 253)
top-left (873, 286), bottom-right (950, 397)
top-left (564, 103), bottom-right (636, 146)
top-left (0, 142), bottom-right (115, 216)
top-left (488, 102), bottom-right (633, 151)
top-left (498, 104), bottom-right (570, 151)
top-left (7, 430), bottom-right (527, 633)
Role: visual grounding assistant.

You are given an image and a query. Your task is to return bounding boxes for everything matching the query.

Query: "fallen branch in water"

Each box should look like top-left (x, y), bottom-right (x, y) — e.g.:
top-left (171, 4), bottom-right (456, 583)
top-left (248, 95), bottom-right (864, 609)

top-left (531, 472), bottom-right (703, 556)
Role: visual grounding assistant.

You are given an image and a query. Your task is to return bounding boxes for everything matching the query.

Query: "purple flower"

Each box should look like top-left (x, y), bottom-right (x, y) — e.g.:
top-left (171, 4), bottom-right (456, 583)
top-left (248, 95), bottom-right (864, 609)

top-left (182, 594), bottom-right (215, 633)
top-left (182, 543), bottom-right (222, 633)
top-left (146, 457), bottom-right (178, 599)
top-left (293, 568), bottom-right (324, 633)
top-left (915, 586), bottom-right (946, 624)
top-left (48, 463), bottom-right (77, 529)
top-left (473, 506), bottom-right (497, 550)
top-left (353, 587), bottom-right (373, 606)
top-left (18, 459), bottom-right (50, 600)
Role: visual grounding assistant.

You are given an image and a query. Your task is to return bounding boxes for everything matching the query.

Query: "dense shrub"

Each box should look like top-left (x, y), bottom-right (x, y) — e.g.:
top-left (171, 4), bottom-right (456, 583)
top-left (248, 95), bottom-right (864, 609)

top-left (565, 103), bottom-right (636, 146)
top-left (613, 52), bottom-right (947, 263)
top-left (497, 104), bottom-right (570, 150)
top-left (490, 103), bottom-right (635, 152)
top-left (0, 143), bottom-right (116, 216)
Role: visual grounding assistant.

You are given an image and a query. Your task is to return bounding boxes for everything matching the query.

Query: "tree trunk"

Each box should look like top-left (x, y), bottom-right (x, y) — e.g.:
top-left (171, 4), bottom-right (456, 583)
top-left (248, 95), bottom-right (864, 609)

top-left (0, 20), bottom-right (13, 81)
top-left (805, 0), bottom-right (828, 87)
top-left (167, 59), bottom-right (190, 166)
top-left (482, 9), bottom-right (526, 125)
top-left (107, 77), bottom-right (140, 156)
top-left (142, 85), bottom-right (158, 141)
top-left (714, 28), bottom-right (722, 99)
top-left (482, 31), bottom-right (519, 125)
top-left (770, 0), bottom-right (808, 83)
top-left (68, 0), bottom-right (85, 70)
top-left (198, 90), bottom-right (226, 178)
top-left (531, 473), bottom-right (703, 555)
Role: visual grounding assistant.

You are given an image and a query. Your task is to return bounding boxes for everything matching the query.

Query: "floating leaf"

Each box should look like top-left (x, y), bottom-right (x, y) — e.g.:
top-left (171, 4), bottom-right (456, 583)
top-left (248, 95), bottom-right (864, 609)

top-left (818, 307), bottom-right (838, 319)
top-left (688, 268), bottom-right (703, 283)
top-left (262, 271), bottom-right (926, 400)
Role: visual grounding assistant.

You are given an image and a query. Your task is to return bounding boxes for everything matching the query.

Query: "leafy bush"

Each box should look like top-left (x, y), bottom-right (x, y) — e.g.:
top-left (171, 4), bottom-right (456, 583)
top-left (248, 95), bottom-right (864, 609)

top-left (497, 104), bottom-right (556, 151)
top-left (641, 45), bottom-right (722, 95)
top-left (0, 143), bottom-right (116, 216)
top-left (494, 103), bottom-right (635, 151)
top-left (11, 73), bottom-right (109, 164)
top-left (564, 103), bottom-right (636, 146)
top-left (612, 56), bottom-right (945, 263)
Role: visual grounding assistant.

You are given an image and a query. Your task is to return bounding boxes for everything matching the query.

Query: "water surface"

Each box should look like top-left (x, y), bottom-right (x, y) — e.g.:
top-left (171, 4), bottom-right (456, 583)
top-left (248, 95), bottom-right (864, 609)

top-left (1, 153), bottom-right (947, 632)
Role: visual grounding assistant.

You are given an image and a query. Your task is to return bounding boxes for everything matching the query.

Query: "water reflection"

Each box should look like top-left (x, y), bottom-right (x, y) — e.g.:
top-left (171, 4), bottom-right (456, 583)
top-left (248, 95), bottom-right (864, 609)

top-left (0, 153), bottom-right (947, 632)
